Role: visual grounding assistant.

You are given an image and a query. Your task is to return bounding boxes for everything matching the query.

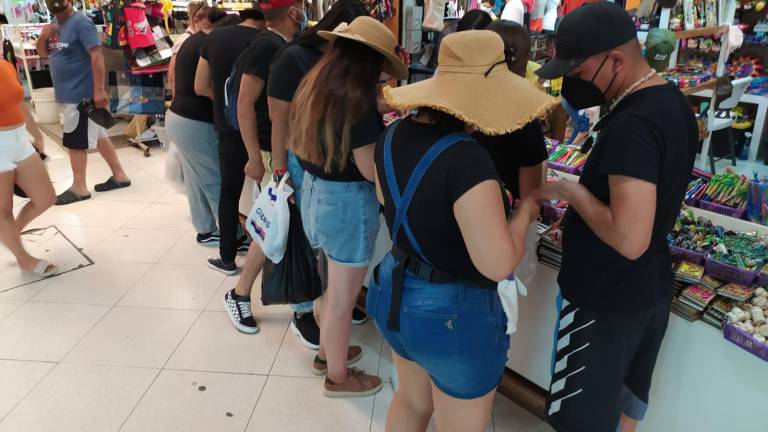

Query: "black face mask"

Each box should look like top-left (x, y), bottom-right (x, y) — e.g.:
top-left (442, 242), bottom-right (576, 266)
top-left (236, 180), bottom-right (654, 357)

top-left (561, 55), bottom-right (617, 110)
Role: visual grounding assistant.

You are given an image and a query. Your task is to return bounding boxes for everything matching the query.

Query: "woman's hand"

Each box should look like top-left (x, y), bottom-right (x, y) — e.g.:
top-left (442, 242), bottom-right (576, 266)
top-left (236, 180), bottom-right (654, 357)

top-left (532, 179), bottom-right (572, 203)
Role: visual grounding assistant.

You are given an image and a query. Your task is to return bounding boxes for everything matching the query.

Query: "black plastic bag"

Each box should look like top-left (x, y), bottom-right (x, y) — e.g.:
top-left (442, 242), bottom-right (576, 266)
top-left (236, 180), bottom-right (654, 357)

top-left (261, 202), bottom-right (323, 305)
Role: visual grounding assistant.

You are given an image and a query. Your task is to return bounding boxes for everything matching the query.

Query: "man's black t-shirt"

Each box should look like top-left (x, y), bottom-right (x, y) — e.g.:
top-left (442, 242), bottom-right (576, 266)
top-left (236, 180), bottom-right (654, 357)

top-left (375, 117), bottom-right (510, 282)
top-left (298, 108), bottom-right (383, 182)
top-left (200, 25), bottom-right (260, 133)
top-left (240, 30), bottom-right (287, 152)
top-left (475, 119), bottom-right (548, 199)
top-left (170, 32), bottom-right (212, 123)
top-left (267, 43), bottom-right (323, 102)
top-left (558, 83), bottom-right (698, 312)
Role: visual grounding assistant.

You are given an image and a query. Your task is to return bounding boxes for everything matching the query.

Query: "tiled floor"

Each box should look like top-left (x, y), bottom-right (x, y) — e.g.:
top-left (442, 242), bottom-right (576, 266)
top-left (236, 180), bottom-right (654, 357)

top-left (1, 137), bottom-right (552, 431)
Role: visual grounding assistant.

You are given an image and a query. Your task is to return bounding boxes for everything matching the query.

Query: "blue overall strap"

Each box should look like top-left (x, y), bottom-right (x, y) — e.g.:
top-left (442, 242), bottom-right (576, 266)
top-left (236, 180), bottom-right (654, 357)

top-left (382, 119), bottom-right (471, 331)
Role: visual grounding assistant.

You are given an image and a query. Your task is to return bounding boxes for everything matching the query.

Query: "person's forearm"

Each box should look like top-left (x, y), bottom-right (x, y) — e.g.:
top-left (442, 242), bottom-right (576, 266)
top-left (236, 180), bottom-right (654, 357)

top-left (36, 37), bottom-right (50, 58)
top-left (91, 51), bottom-right (106, 93)
top-left (271, 124), bottom-right (289, 171)
top-left (168, 55), bottom-right (177, 99)
top-left (238, 109), bottom-right (262, 160)
top-left (518, 163), bottom-right (546, 200)
top-left (560, 182), bottom-right (632, 256)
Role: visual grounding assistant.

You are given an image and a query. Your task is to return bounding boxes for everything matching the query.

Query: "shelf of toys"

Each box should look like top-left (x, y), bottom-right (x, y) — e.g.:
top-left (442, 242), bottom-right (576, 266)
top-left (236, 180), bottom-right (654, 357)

top-left (504, 168), bottom-right (766, 431)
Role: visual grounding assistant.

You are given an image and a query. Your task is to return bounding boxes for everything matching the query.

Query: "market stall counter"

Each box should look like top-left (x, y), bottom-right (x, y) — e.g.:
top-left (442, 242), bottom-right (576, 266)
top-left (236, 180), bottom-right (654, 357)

top-left (507, 204), bottom-right (768, 432)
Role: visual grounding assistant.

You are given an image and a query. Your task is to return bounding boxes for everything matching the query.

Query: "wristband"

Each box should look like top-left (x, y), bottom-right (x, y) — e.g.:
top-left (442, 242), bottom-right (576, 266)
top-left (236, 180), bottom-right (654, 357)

top-left (273, 169), bottom-right (287, 176)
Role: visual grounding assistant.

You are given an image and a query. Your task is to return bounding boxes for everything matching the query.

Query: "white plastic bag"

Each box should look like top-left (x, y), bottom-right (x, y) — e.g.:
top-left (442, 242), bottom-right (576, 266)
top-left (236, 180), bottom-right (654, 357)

top-left (497, 223), bottom-right (538, 335)
top-left (422, 0), bottom-right (447, 31)
top-left (246, 173), bottom-right (293, 263)
top-left (164, 143), bottom-right (185, 192)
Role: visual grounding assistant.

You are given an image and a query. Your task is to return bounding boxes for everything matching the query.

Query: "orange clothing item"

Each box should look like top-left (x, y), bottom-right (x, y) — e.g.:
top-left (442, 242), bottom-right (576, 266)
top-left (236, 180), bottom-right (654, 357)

top-left (0, 60), bottom-right (24, 128)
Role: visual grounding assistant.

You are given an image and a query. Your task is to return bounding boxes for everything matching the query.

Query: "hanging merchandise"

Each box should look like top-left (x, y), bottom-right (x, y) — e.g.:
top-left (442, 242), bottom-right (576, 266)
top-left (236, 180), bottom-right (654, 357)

top-left (160, 0), bottom-right (173, 33)
top-left (542, 0), bottom-right (559, 31)
top-left (108, 71), bottom-right (166, 114)
top-left (366, 0), bottom-right (395, 21)
top-left (3, 38), bottom-right (16, 64)
top-left (124, 2), bottom-right (155, 49)
top-left (423, 0), bottom-right (447, 31)
top-left (102, 0), bottom-right (128, 49)
top-left (529, 0), bottom-right (546, 32)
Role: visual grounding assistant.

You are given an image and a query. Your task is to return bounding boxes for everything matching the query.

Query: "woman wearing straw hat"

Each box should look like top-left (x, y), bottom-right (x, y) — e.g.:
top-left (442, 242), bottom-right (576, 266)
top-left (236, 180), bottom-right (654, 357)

top-left (367, 30), bottom-right (556, 430)
top-left (289, 16), bottom-right (406, 398)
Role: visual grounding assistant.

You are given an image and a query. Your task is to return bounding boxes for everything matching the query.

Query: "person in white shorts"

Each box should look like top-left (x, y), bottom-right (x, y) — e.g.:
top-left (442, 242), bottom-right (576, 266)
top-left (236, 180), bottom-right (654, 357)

top-left (0, 59), bottom-right (57, 276)
top-left (37, 0), bottom-right (131, 205)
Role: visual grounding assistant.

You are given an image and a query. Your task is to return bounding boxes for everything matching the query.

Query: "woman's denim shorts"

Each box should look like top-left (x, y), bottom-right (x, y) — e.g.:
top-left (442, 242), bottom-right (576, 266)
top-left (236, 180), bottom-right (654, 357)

top-left (368, 253), bottom-right (510, 400)
top-left (300, 172), bottom-right (379, 267)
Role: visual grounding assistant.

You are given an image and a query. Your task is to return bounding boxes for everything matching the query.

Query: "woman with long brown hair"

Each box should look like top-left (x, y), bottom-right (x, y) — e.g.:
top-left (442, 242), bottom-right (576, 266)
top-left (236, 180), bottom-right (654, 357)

top-left (290, 16), bottom-right (406, 397)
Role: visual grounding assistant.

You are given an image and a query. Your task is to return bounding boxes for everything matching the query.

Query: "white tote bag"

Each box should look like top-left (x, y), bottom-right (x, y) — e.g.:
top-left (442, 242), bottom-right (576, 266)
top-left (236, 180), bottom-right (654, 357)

top-left (246, 173), bottom-right (293, 263)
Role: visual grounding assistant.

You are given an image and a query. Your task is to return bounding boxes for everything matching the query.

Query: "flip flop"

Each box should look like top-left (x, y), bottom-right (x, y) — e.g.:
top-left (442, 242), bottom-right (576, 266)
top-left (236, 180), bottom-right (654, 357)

top-left (94, 177), bottom-right (131, 192)
top-left (24, 260), bottom-right (57, 277)
top-left (55, 189), bottom-right (92, 206)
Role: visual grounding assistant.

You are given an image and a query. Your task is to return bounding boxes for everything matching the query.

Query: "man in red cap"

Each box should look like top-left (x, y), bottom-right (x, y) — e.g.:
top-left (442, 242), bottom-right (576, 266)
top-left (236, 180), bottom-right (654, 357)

top-left (220, 0), bottom-right (312, 339)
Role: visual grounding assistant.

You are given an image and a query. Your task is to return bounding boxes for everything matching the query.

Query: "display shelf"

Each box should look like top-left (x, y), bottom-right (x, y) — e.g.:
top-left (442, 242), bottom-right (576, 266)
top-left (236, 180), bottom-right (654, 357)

top-left (674, 25), bottom-right (729, 39)
top-left (681, 79), bottom-right (718, 96)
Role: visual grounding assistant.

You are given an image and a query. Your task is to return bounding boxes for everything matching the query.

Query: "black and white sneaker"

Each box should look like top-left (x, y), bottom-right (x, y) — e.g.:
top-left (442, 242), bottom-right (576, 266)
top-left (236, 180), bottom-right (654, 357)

top-left (207, 256), bottom-right (238, 276)
top-left (290, 312), bottom-right (320, 350)
top-left (223, 289), bottom-right (259, 334)
top-left (196, 232), bottom-right (220, 246)
top-left (236, 237), bottom-right (251, 255)
top-left (352, 307), bottom-right (368, 325)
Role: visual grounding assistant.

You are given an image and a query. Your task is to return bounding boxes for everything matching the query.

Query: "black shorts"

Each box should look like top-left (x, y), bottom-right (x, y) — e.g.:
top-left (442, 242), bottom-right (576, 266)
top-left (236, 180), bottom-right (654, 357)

top-left (61, 103), bottom-right (108, 150)
top-left (546, 293), bottom-right (671, 432)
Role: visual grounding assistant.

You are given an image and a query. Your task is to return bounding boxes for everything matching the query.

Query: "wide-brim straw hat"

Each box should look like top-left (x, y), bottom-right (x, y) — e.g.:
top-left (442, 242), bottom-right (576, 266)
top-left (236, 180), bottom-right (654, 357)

top-left (384, 30), bottom-right (558, 135)
top-left (318, 16), bottom-right (408, 80)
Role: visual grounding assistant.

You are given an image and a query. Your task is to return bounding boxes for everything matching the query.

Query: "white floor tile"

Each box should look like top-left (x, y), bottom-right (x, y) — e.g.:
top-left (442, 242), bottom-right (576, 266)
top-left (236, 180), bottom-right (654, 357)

top-left (0, 302), bottom-right (24, 323)
top-left (0, 363), bottom-right (157, 432)
top-left (33, 262), bottom-right (152, 306)
top-left (120, 370), bottom-right (266, 432)
top-left (155, 189), bottom-right (190, 205)
top-left (0, 279), bottom-right (51, 302)
top-left (0, 360), bottom-right (55, 419)
top-left (56, 225), bottom-right (117, 255)
top-left (64, 307), bottom-right (199, 368)
top-left (206, 275), bottom-right (294, 317)
top-left (0, 302), bottom-right (109, 362)
top-left (124, 203), bottom-right (193, 231)
top-left (167, 312), bottom-right (287, 375)
top-left (246, 376), bottom-right (375, 432)
top-left (91, 170), bottom-right (171, 204)
top-left (378, 342), bottom-right (394, 383)
top-left (161, 231), bottom-right (220, 266)
top-left (91, 228), bottom-right (185, 263)
top-left (493, 395), bottom-right (554, 432)
top-left (56, 200), bottom-right (150, 228)
top-left (118, 264), bottom-right (225, 310)
top-left (271, 321), bottom-right (382, 380)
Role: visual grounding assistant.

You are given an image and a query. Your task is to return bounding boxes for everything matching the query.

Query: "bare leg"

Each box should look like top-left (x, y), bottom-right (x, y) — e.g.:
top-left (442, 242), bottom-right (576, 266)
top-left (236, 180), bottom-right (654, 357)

top-left (234, 241), bottom-right (266, 297)
top-left (386, 351), bottom-right (434, 432)
top-left (22, 105), bottom-right (45, 154)
top-left (96, 137), bottom-right (129, 182)
top-left (432, 382), bottom-right (496, 432)
top-left (0, 161), bottom-right (49, 272)
top-left (619, 413), bottom-right (638, 432)
top-left (68, 149), bottom-right (90, 195)
top-left (14, 154), bottom-right (55, 231)
top-left (322, 261), bottom-right (368, 382)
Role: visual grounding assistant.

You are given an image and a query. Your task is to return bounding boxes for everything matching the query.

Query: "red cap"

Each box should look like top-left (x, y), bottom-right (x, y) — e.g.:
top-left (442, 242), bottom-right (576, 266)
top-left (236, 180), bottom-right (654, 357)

top-left (257, 0), bottom-right (298, 10)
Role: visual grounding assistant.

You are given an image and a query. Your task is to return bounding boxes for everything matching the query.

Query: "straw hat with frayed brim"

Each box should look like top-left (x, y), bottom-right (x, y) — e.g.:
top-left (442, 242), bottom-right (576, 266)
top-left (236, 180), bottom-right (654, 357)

top-left (318, 16), bottom-right (407, 80)
top-left (384, 30), bottom-right (558, 135)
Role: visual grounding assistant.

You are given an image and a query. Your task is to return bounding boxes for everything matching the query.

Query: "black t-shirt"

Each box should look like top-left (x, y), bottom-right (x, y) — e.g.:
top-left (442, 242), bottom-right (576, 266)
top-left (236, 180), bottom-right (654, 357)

top-left (475, 119), bottom-right (548, 199)
top-left (558, 83), bottom-right (698, 313)
top-left (239, 30), bottom-right (287, 152)
top-left (267, 43), bottom-right (323, 102)
top-left (298, 108), bottom-right (383, 182)
top-left (170, 32), bottom-right (212, 123)
top-left (375, 117), bottom-right (510, 282)
top-left (200, 25), bottom-right (260, 133)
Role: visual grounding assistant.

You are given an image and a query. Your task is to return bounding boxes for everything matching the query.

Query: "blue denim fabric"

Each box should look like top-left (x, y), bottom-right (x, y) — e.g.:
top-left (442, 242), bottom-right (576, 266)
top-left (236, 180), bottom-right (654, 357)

top-left (300, 173), bottom-right (379, 267)
top-left (368, 253), bottom-right (509, 400)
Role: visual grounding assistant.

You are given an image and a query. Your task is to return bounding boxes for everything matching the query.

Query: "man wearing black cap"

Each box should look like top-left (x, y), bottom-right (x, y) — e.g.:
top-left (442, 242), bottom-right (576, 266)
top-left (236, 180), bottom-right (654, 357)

top-left (533, 2), bottom-right (697, 431)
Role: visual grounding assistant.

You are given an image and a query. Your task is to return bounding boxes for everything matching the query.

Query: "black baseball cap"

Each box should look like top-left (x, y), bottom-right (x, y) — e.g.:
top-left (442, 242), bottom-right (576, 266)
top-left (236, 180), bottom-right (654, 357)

top-left (536, 1), bottom-right (637, 79)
